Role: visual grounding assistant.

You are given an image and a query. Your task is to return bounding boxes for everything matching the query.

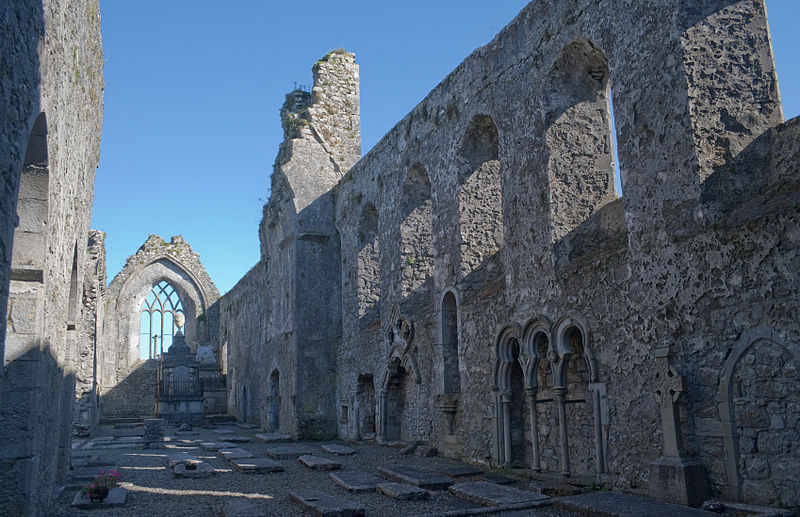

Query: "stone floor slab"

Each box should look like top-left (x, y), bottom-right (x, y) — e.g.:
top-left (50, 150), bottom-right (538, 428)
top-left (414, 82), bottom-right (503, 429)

top-left (442, 466), bottom-right (484, 478)
top-left (552, 491), bottom-right (717, 517)
top-left (256, 432), bottom-right (291, 443)
top-left (215, 429), bottom-right (236, 435)
top-left (321, 444), bottom-right (356, 455)
top-left (226, 435), bottom-right (253, 443)
top-left (330, 471), bottom-right (386, 492)
top-left (377, 482), bottom-right (430, 500)
top-left (71, 487), bottom-right (127, 509)
top-left (528, 479), bottom-right (583, 497)
top-left (290, 489), bottom-right (365, 517)
top-left (235, 422), bottom-right (257, 429)
top-left (219, 447), bottom-right (255, 461)
top-left (377, 466), bottom-right (453, 490)
top-left (477, 474), bottom-right (515, 485)
top-left (221, 499), bottom-right (267, 517)
top-left (165, 452), bottom-right (201, 468)
top-left (231, 457), bottom-right (284, 473)
top-left (449, 481), bottom-right (550, 506)
top-left (264, 444), bottom-right (314, 459)
top-left (299, 455), bottom-right (342, 470)
top-left (201, 441), bottom-right (236, 451)
top-left (174, 462), bottom-right (216, 478)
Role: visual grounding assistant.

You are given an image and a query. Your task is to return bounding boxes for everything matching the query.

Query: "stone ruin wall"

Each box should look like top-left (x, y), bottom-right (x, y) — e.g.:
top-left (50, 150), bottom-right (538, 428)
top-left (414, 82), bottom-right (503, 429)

top-left (0, 0), bottom-right (103, 514)
top-left (100, 235), bottom-right (219, 420)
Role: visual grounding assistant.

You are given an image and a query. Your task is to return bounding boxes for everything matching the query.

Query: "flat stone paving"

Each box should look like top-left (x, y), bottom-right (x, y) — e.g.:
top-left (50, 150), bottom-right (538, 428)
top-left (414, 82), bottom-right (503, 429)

top-left (299, 455), bottom-right (342, 470)
top-left (221, 499), bottom-right (267, 517)
top-left (377, 482), bottom-right (429, 500)
top-left (219, 447), bottom-right (255, 461)
top-left (552, 492), bottom-right (718, 517)
top-left (321, 443), bottom-right (356, 455)
top-left (449, 481), bottom-right (550, 506)
top-left (264, 444), bottom-right (314, 459)
top-left (377, 466), bottom-right (454, 490)
top-left (330, 470), bottom-right (386, 492)
top-left (256, 432), bottom-right (292, 443)
top-left (70, 487), bottom-right (127, 509)
top-left (441, 466), bottom-right (484, 478)
top-left (289, 489), bottom-right (365, 517)
top-left (201, 441), bottom-right (236, 451)
top-left (231, 457), bottom-right (285, 473)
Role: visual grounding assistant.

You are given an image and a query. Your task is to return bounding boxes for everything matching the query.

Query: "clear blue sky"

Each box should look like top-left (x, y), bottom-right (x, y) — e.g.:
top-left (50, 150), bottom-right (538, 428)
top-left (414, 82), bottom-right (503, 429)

top-left (93, 1), bottom-right (800, 295)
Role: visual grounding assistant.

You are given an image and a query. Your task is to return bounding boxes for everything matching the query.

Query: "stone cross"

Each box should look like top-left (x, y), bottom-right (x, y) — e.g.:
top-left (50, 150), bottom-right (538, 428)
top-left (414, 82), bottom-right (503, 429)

top-left (653, 347), bottom-right (687, 458)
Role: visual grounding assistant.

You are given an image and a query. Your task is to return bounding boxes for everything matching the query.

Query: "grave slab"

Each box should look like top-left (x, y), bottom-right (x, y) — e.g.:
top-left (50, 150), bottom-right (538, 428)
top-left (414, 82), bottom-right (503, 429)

top-left (219, 447), bottom-right (255, 461)
top-left (264, 444), bottom-right (314, 459)
top-left (166, 452), bottom-right (202, 468)
top-left (415, 445), bottom-right (438, 457)
top-left (174, 462), bottom-right (216, 478)
top-left (377, 482), bottom-right (429, 500)
top-left (256, 433), bottom-right (291, 443)
top-left (226, 435), bottom-right (253, 443)
top-left (442, 466), bottom-right (484, 478)
top-left (552, 491), bottom-right (717, 517)
top-left (322, 444), bottom-right (356, 455)
top-left (330, 471), bottom-right (386, 492)
top-left (201, 441), bottom-right (236, 451)
top-left (377, 466), bottom-right (453, 490)
top-left (70, 487), bottom-right (127, 509)
top-left (299, 455), bottom-right (342, 470)
top-left (231, 457), bottom-right (284, 474)
top-left (449, 481), bottom-right (550, 506)
top-left (528, 479), bottom-right (583, 497)
top-left (235, 422), bottom-right (257, 429)
top-left (477, 474), bottom-right (515, 485)
top-left (215, 429), bottom-right (235, 435)
top-left (221, 499), bottom-right (267, 517)
top-left (290, 489), bottom-right (365, 517)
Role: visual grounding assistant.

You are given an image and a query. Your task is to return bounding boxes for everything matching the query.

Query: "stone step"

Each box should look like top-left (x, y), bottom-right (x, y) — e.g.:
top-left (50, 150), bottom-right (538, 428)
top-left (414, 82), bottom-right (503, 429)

top-left (264, 444), bottom-right (314, 459)
top-left (377, 482), bottom-right (429, 501)
top-left (256, 432), bottom-right (291, 443)
top-left (299, 455), bottom-right (342, 470)
top-left (330, 471), bottom-right (386, 492)
top-left (231, 457), bottom-right (284, 474)
top-left (449, 481), bottom-right (550, 507)
top-left (71, 487), bottom-right (127, 509)
top-left (219, 447), bottom-right (255, 461)
top-left (552, 492), bottom-right (718, 517)
top-left (321, 443), bottom-right (356, 455)
top-left (377, 466), bottom-right (453, 490)
top-left (290, 489), bottom-right (365, 517)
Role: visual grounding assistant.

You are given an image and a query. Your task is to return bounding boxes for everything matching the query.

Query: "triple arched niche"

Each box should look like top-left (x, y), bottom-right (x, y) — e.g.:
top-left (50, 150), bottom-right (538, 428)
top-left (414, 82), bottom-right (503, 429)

top-left (493, 314), bottom-right (605, 478)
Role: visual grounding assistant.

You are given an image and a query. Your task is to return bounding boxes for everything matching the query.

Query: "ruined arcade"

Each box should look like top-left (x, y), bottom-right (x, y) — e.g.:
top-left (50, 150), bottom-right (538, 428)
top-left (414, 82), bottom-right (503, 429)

top-left (1, 0), bottom-right (800, 515)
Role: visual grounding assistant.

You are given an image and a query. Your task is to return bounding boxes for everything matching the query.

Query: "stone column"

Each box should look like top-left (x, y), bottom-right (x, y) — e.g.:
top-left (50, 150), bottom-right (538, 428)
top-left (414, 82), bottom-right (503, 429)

top-left (379, 389), bottom-right (388, 442)
top-left (554, 387), bottom-right (570, 476)
top-left (648, 347), bottom-right (709, 507)
top-left (501, 393), bottom-right (512, 467)
top-left (525, 388), bottom-right (541, 471)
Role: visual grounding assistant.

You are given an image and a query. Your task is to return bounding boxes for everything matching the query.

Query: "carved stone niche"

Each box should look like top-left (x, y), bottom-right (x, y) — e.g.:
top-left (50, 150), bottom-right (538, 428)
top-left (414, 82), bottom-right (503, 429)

top-left (436, 393), bottom-right (459, 444)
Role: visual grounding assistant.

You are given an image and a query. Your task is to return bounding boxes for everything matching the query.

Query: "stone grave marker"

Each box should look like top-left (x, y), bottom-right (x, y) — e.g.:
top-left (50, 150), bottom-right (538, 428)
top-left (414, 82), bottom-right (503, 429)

top-left (264, 444), bottom-right (313, 459)
top-left (321, 444), bottom-right (356, 455)
top-left (442, 466), bottom-right (484, 478)
top-left (377, 466), bottom-right (453, 490)
top-left (256, 433), bottom-right (291, 443)
top-left (290, 489), bottom-right (365, 517)
top-left (219, 447), bottom-right (255, 461)
top-left (222, 499), bottom-right (267, 517)
top-left (231, 457), bottom-right (284, 474)
top-left (377, 482), bottom-right (429, 501)
top-left (71, 487), bottom-right (127, 509)
top-left (201, 441), bottom-right (236, 451)
top-left (298, 455), bottom-right (341, 470)
top-left (174, 462), bottom-right (215, 478)
top-left (330, 471), bottom-right (385, 492)
top-left (449, 481), bottom-right (550, 506)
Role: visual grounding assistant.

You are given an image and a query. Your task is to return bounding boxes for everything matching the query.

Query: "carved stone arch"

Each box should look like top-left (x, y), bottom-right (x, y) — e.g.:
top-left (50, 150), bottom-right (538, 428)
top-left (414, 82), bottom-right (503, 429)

top-left (553, 313), bottom-right (597, 387)
top-left (378, 309), bottom-right (422, 442)
top-left (493, 324), bottom-right (521, 392)
top-left (521, 316), bottom-right (553, 390)
top-left (717, 327), bottom-right (800, 502)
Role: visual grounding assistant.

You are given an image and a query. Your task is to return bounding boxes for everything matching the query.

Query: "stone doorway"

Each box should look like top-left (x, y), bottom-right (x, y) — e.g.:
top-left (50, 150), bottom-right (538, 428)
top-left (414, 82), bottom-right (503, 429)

top-left (356, 374), bottom-right (376, 440)
top-left (384, 359), bottom-right (407, 442)
top-left (508, 342), bottom-right (531, 468)
top-left (268, 369), bottom-right (280, 432)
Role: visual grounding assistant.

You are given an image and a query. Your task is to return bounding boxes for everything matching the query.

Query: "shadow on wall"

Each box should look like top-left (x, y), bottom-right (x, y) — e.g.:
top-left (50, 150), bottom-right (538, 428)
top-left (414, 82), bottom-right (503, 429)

top-left (0, 342), bottom-right (75, 516)
top-left (98, 359), bottom-right (159, 421)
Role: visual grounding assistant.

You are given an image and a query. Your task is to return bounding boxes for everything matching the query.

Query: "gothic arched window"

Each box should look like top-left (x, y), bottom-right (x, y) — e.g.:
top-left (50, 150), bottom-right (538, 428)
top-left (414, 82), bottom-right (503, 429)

top-left (139, 280), bottom-right (184, 359)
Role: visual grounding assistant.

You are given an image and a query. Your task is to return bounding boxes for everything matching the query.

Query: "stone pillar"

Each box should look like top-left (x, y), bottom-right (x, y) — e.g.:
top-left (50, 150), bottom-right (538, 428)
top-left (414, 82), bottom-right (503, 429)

top-left (648, 347), bottom-right (709, 507)
top-left (554, 387), bottom-right (570, 476)
top-left (378, 389), bottom-right (388, 442)
top-left (525, 388), bottom-right (541, 471)
top-left (143, 418), bottom-right (165, 449)
top-left (501, 393), bottom-right (512, 467)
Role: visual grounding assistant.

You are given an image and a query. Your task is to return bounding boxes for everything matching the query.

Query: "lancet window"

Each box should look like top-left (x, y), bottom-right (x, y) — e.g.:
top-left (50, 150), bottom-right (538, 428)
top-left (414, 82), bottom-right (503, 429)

top-left (139, 280), bottom-right (184, 359)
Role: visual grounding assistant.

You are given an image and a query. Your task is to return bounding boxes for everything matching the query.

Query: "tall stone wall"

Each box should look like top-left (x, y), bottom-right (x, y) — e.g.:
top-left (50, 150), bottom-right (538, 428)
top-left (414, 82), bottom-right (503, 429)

top-left (0, 0), bottom-right (103, 514)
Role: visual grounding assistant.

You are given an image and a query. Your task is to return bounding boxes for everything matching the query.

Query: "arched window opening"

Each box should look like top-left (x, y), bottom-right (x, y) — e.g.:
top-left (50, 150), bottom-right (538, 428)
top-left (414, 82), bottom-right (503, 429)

top-left (545, 39), bottom-right (617, 241)
top-left (609, 91), bottom-right (623, 197)
top-left (441, 291), bottom-right (460, 395)
top-left (357, 203), bottom-right (380, 324)
top-left (563, 325), bottom-right (596, 476)
top-left (457, 115), bottom-right (504, 280)
top-left (399, 164), bottom-right (433, 302)
top-left (138, 280), bottom-right (184, 360)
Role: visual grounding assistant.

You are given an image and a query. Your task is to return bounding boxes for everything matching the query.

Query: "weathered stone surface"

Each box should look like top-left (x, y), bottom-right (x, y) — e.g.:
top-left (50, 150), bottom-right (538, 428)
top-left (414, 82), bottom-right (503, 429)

top-left (216, 429), bottom-right (236, 435)
top-left (377, 466), bottom-right (453, 490)
top-left (201, 441), bottom-right (237, 451)
top-left (330, 471), bottom-right (385, 492)
top-left (442, 466), bottom-right (484, 478)
top-left (449, 481), bottom-right (549, 506)
top-left (264, 444), bottom-right (314, 459)
top-left (221, 499), bottom-right (267, 517)
top-left (553, 492), bottom-right (717, 517)
top-left (298, 455), bottom-right (342, 470)
top-left (70, 487), bottom-right (127, 509)
top-left (219, 448), bottom-right (255, 461)
top-left (322, 444), bottom-right (356, 455)
top-left (415, 445), bottom-right (438, 457)
top-left (225, 436), bottom-right (253, 443)
top-left (173, 462), bottom-right (215, 478)
top-left (290, 489), bottom-right (365, 517)
top-left (235, 422), bottom-right (257, 429)
top-left (256, 433), bottom-right (291, 443)
top-left (166, 452), bottom-right (201, 468)
top-left (376, 482), bottom-right (430, 500)
top-left (231, 457), bottom-right (284, 474)
top-left (477, 474), bottom-right (514, 486)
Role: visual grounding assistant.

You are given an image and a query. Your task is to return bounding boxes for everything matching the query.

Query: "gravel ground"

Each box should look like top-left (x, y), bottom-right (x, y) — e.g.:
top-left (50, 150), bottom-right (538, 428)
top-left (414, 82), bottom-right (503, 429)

top-left (50, 425), bottom-right (581, 517)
